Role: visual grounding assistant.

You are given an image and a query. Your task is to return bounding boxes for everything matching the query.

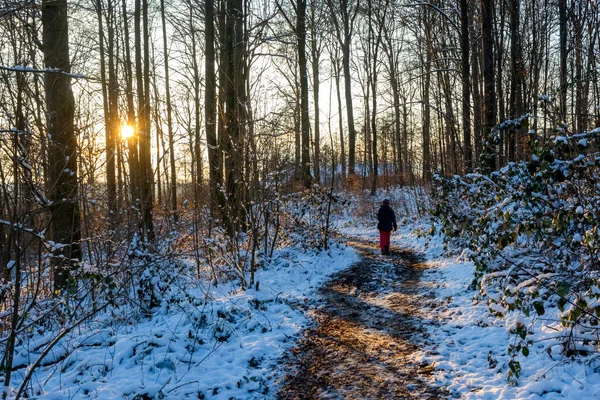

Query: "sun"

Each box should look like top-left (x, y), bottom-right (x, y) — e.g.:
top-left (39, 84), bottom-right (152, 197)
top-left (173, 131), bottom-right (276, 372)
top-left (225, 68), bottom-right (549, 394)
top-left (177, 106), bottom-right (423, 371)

top-left (121, 124), bottom-right (135, 140)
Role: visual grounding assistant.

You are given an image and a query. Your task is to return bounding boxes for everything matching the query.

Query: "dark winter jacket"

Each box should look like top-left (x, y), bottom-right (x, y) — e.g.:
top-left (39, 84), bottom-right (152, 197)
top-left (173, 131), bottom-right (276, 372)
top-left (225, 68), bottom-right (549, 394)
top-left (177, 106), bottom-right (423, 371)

top-left (377, 205), bottom-right (397, 232)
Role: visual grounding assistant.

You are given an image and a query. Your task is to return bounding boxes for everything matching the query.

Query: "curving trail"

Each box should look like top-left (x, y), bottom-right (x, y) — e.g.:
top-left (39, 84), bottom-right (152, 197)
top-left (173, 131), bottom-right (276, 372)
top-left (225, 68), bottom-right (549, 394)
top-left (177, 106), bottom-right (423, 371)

top-left (276, 240), bottom-right (447, 399)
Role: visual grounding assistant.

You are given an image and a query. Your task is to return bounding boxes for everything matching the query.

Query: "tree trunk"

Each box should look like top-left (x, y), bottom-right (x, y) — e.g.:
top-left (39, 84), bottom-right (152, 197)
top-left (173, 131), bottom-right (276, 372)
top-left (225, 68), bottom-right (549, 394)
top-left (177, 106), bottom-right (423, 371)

top-left (96, 0), bottom-right (117, 217)
top-left (122, 0), bottom-right (138, 205)
top-left (509, 0), bottom-right (526, 160)
top-left (297, 0), bottom-right (312, 188)
top-left (96, 0), bottom-right (117, 219)
top-left (343, 30), bottom-right (356, 175)
top-left (43, 0), bottom-right (81, 290)
top-left (141, 0), bottom-right (154, 239)
top-left (107, 0), bottom-right (119, 215)
top-left (559, 0), bottom-right (567, 122)
top-left (132, 0), bottom-right (154, 240)
top-left (222, 0), bottom-right (246, 234)
top-left (481, 0), bottom-right (496, 172)
top-left (333, 52), bottom-right (346, 178)
top-left (161, 0), bottom-right (178, 221)
top-left (205, 0), bottom-right (220, 219)
top-left (460, 0), bottom-right (472, 172)
top-left (310, 0), bottom-right (321, 183)
top-left (190, 2), bottom-right (202, 203)
top-left (422, 10), bottom-right (432, 182)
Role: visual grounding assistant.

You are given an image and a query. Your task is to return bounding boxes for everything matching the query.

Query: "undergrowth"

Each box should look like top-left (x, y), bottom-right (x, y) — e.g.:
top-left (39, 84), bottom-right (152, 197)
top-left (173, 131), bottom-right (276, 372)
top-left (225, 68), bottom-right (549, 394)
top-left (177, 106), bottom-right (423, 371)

top-left (430, 98), bottom-right (600, 381)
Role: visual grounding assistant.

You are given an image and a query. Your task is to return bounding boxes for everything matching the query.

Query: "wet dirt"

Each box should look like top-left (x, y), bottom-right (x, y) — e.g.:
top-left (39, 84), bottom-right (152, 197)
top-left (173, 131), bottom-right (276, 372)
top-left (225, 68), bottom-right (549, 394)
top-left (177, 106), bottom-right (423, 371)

top-left (276, 240), bottom-right (447, 399)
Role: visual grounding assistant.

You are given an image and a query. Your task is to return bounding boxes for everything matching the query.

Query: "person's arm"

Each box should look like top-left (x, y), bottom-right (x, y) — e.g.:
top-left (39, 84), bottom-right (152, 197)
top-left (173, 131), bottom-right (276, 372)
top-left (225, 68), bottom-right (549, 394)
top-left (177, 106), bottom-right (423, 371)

top-left (392, 210), bottom-right (397, 231)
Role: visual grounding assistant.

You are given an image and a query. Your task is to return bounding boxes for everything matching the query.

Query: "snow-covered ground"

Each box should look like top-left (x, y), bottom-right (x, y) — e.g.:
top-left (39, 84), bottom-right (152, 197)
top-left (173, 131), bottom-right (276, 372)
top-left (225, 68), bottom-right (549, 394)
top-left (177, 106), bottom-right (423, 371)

top-left (9, 245), bottom-right (358, 399)
top-left (342, 213), bottom-right (600, 399)
top-left (9, 192), bottom-right (600, 399)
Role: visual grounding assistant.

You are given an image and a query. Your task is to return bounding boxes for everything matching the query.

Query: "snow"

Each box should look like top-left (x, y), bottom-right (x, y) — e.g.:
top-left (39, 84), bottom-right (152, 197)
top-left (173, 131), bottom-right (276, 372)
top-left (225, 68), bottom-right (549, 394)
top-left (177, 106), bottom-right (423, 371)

top-left (8, 245), bottom-right (358, 399)
top-left (340, 205), bottom-right (600, 399)
top-left (5, 189), bottom-right (600, 398)
top-left (384, 220), bottom-right (600, 399)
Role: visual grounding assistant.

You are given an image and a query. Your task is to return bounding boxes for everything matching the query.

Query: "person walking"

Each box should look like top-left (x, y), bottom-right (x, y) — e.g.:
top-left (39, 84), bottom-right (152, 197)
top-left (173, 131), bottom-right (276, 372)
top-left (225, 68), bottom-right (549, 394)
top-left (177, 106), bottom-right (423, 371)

top-left (377, 199), bottom-right (397, 255)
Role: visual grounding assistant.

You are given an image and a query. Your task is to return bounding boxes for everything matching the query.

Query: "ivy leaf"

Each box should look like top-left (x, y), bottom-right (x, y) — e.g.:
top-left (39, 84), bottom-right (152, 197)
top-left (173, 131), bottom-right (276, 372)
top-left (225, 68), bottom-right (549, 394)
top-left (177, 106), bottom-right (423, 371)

top-left (522, 347), bottom-right (529, 357)
top-left (533, 301), bottom-right (545, 316)
top-left (558, 298), bottom-right (567, 312)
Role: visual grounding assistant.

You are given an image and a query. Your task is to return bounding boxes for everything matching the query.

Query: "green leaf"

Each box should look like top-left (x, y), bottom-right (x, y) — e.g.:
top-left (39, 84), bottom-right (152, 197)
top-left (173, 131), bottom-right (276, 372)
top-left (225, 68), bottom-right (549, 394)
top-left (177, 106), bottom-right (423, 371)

top-left (533, 301), bottom-right (545, 316)
top-left (557, 281), bottom-right (570, 297)
top-left (558, 298), bottom-right (567, 312)
top-left (522, 347), bottom-right (529, 357)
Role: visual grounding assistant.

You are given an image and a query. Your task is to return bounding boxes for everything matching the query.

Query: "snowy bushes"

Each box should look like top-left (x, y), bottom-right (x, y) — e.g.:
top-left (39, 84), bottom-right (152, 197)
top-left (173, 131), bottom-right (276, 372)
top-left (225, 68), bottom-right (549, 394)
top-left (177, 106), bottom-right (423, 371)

top-left (282, 186), bottom-right (347, 252)
top-left (431, 123), bottom-right (600, 373)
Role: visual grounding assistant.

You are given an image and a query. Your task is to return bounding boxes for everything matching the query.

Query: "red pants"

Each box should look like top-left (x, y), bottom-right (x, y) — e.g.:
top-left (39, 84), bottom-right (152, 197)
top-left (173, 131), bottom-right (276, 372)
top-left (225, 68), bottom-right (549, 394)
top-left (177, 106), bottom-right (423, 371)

top-left (379, 230), bottom-right (391, 252)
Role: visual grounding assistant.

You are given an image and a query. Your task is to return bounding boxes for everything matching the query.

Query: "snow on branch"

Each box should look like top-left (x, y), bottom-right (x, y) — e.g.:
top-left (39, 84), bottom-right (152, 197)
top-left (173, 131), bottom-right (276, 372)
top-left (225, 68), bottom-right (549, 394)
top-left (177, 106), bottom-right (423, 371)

top-left (0, 65), bottom-right (88, 80)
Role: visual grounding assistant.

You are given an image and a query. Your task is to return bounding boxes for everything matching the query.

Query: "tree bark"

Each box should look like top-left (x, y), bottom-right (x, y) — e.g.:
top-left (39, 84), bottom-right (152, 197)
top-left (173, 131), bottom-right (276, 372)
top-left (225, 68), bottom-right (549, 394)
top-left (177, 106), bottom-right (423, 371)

top-left (422, 9), bottom-right (432, 182)
top-left (470, 12), bottom-right (482, 164)
top-left (327, 0), bottom-right (358, 175)
top-left (43, 0), bottom-right (81, 290)
top-left (297, 0), bottom-right (312, 188)
top-left (96, 0), bottom-right (117, 217)
top-left (559, 0), bottom-right (567, 122)
top-left (481, 0), bottom-right (496, 172)
top-left (122, 0), bottom-right (138, 205)
top-left (332, 49), bottom-right (346, 178)
top-left (205, 0), bottom-right (221, 219)
top-left (161, 0), bottom-right (178, 220)
top-left (509, 0), bottom-right (526, 160)
top-left (309, 0), bottom-right (321, 183)
top-left (460, 0), bottom-right (472, 172)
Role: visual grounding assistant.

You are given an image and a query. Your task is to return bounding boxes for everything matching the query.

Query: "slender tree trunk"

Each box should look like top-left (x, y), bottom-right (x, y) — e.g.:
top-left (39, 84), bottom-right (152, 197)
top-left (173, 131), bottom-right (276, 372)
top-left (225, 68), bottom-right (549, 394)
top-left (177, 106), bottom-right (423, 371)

top-left (574, 1), bottom-right (584, 133)
top-left (343, 32), bottom-right (356, 175)
top-left (422, 11), bottom-right (432, 182)
top-left (383, 28), bottom-right (403, 182)
top-left (481, 0), bottom-right (496, 171)
top-left (141, 0), bottom-right (154, 239)
top-left (294, 87), bottom-right (301, 176)
top-left (298, 0), bottom-right (312, 188)
top-left (190, 2), bottom-right (202, 201)
top-left (310, 1), bottom-right (321, 183)
top-left (495, 2), bottom-right (506, 165)
top-left (107, 0), bottom-right (119, 215)
top-left (161, 0), bottom-right (178, 220)
top-left (96, 0), bottom-right (117, 217)
top-left (205, 0), bottom-right (220, 219)
top-left (559, 0), bottom-right (567, 121)
top-left (333, 54), bottom-right (346, 178)
top-left (471, 16), bottom-right (482, 163)
top-left (509, 0), bottom-right (526, 160)
top-left (460, 0), bottom-right (472, 172)
top-left (151, 62), bottom-right (163, 206)
top-left (122, 0), bottom-right (138, 205)
top-left (582, 20), bottom-right (597, 132)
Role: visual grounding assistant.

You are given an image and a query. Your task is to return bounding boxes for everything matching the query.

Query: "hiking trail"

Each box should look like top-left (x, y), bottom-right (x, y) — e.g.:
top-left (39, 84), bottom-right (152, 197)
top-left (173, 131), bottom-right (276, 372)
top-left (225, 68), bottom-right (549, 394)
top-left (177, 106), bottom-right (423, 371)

top-left (277, 239), bottom-right (448, 399)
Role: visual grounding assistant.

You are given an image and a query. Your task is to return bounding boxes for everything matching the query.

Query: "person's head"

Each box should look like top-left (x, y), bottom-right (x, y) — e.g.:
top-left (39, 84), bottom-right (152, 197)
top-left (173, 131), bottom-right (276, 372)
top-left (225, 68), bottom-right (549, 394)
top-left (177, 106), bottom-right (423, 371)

top-left (382, 199), bottom-right (390, 206)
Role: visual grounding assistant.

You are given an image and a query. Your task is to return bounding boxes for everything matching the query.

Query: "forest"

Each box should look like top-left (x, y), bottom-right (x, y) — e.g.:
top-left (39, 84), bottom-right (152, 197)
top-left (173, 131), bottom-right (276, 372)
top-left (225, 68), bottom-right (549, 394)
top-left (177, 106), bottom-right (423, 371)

top-left (1, 0), bottom-right (600, 398)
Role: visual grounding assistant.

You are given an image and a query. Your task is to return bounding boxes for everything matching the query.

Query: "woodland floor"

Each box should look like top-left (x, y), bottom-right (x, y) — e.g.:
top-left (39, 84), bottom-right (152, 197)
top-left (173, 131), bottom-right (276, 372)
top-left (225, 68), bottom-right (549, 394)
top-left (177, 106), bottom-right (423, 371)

top-left (276, 239), bottom-right (449, 399)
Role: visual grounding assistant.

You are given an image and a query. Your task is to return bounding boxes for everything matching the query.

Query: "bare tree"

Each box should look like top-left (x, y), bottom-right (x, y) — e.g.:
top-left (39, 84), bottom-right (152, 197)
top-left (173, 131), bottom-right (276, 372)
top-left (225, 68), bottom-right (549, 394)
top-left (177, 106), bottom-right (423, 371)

top-left (327, 0), bottom-right (360, 175)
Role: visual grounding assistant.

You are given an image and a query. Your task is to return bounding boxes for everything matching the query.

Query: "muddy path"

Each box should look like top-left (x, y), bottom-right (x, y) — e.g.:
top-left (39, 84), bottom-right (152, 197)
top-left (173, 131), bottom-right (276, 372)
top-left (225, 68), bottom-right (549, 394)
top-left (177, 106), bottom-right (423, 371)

top-left (276, 240), bottom-right (447, 399)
